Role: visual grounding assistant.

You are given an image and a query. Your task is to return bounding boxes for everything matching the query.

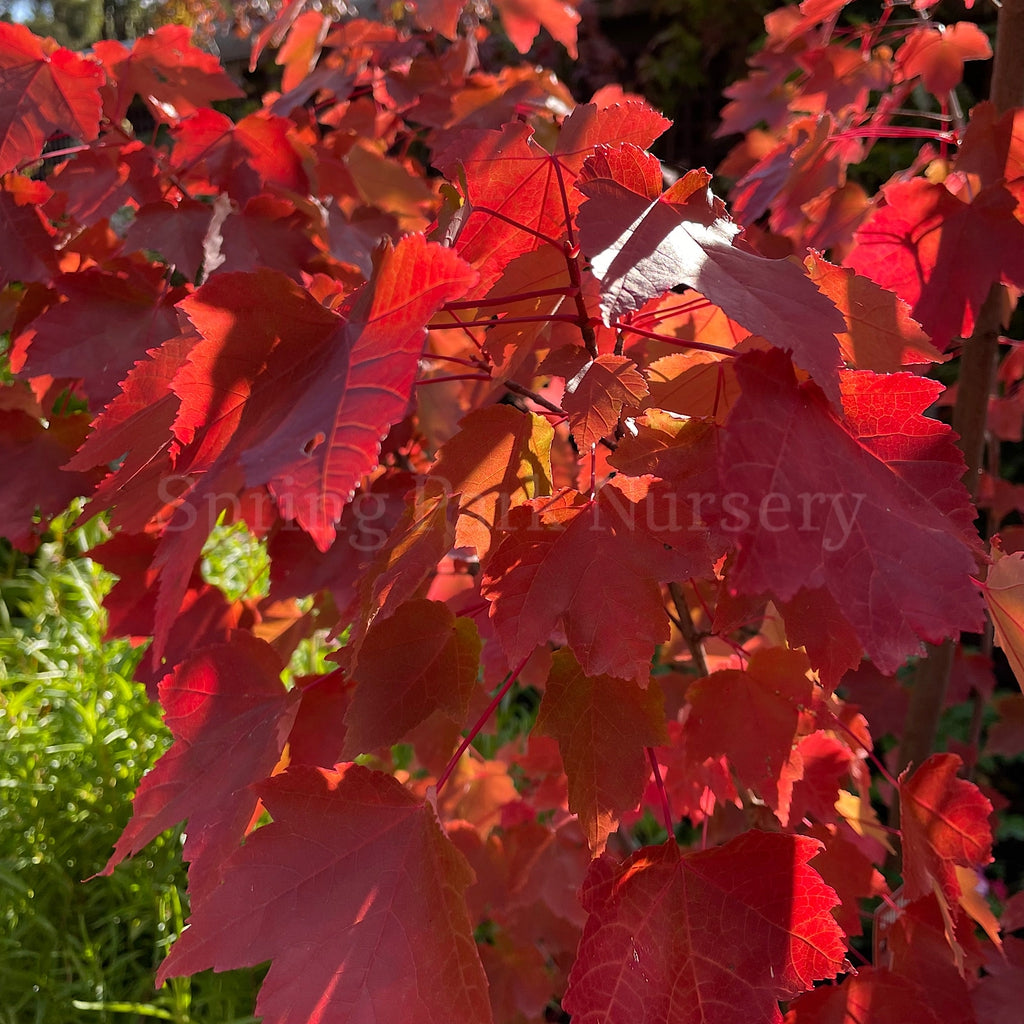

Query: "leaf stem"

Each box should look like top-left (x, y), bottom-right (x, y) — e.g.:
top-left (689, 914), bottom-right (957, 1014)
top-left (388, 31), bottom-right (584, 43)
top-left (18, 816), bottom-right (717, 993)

top-left (503, 380), bottom-right (567, 417)
top-left (435, 653), bottom-right (532, 794)
top-left (647, 747), bottom-right (674, 837)
top-left (423, 353), bottom-right (489, 370)
top-left (472, 204), bottom-right (564, 250)
top-left (432, 313), bottom-right (586, 330)
top-left (668, 582), bottom-right (709, 677)
top-left (443, 286), bottom-right (577, 311)
top-left (414, 374), bottom-right (492, 385)
top-left (630, 295), bottom-right (713, 328)
top-left (549, 152), bottom-right (576, 248)
top-left (563, 243), bottom-right (599, 357)
top-left (826, 709), bottom-right (899, 790)
top-left (617, 321), bottom-right (738, 359)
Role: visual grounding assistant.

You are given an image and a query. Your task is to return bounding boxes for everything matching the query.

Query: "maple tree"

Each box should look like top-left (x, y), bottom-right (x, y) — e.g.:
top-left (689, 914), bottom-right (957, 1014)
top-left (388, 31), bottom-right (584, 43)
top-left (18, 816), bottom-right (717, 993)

top-left (5, 0), bottom-right (1024, 1021)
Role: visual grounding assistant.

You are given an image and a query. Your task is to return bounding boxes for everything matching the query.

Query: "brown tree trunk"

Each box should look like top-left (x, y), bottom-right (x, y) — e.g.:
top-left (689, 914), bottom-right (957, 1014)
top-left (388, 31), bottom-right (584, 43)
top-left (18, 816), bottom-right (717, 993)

top-left (897, 0), bottom-right (1024, 779)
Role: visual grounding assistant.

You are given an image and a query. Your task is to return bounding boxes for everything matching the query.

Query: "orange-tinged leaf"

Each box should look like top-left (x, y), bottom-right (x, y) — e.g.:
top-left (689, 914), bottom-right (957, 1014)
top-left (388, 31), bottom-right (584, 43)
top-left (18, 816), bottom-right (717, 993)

top-left (804, 251), bottom-right (943, 371)
top-left (556, 101), bottom-right (671, 171)
top-left (834, 789), bottom-right (895, 857)
top-left (342, 599), bottom-right (481, 756)
top-left (491, 0), bottom-right (582, 59)
top-left (560, 352), bottom-right (649, 448)
top-left (157, 764), bottom-right (494, 1024)
top-left (436, 755), bottom-right (519, 833)
top-left (684, 647), bottom-right (813, 796)
top-left (955, 864), bottom-right (1001, 949)
top-left (606, 409), bottom-right (720, 482)
top-left (274, 10), bottom-right (329, 93)
top-left (980, 549), bottom-right (1024, 693)
top-left (535, 649), bottom-right (667, 854)
top-left (429, 404), bottom-right (553, 559)
top-left (473, 245), bottom-right (574, 369)
top-left (899, 753), bottom-right (994, 911)
top-left (347, 140), bottom-right (437, 232)
top-left (411, 0), bottom-right (464, 37)
top-left (563, 832), bottom-right (846, 1024)
top-left (896, 22), bottom-right (991, 97)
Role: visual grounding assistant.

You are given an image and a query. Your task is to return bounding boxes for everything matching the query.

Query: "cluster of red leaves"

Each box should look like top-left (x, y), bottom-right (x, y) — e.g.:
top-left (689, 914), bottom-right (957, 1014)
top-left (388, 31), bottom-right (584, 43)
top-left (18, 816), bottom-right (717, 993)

top-left (2, 1), bottom-right (1024, 1021)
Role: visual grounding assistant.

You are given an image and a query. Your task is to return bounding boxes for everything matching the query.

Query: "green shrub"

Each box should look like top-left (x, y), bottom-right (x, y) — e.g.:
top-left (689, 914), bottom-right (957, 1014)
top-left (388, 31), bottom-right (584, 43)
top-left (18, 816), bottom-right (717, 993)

top-left (0, 514), bottom-right (262, 1024)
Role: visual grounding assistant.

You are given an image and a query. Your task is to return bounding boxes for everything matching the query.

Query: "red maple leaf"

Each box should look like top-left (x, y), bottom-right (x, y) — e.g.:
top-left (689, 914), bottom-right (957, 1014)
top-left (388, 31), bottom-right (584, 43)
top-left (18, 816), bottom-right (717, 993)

top-left (0, 174), bottom-right (57, 288)
top-left (171, 109), bottom-right (309, 203)
top-left (973, 936), bottom-right (1024, 1024)
top-left (491, 0), bottom-right (581, 58)
top-left (882, 894), bottom-right (980, 1020)
top-left (157, 764), bottom-right (493, 1024)
top-left (895, 22), bottom-right (992, 97)
top-left (481, 481), bottom-right (713, 684)
top-left (846, 178), bottom-right (1024, 350)
top-left (576, 152), bottom-right (846, 402)
top-left (551, 349), bottom-right (649, 448)
top-left (66, 333), bottom-right (196, 534)
top-left (237, 234), bottom-right (477, 549)
top-left (13, 262), bottom-right (182, 408)
top-left (284, 669), bottom-right (354, 768)
top-left (804, 251), bottom-right (943, 371)
top-left (44, 138), bottom-right (162, 229)
top-left (93, 25), bottom-right (243, 124)
top-left (683, 647), bottom-right (812, 797)
top-left (563, 832), bottom-right (846, 1024)
top-left (345, 478), bottom-right (457, 655)
top-left (0, 410), bottom-right (96, 551)
top-left (784, 967), bottom-right (944, 1024)
top-left (124, 199), bottom-right (215, 282)
top-left (214, 196), bottom-right (322, 279)
top-left (954, 101), bottom-right (1024, 201)
top-left (899, 753), bottom-right (994, 910)
top-left (342, 599), bottom-right (481, 756)
top-left (0, 22), bottom-right (103, 174)
top-left (171, 267), bottom-right (339, 456)
top-left (100, 633), bottom-right (300, 897)
top-left (718, 348), bottom-right (985, 673)
top-left (434, 101), bottom-right (667, 294)
top-left (803, 824), bottom-right (886, 937)
top-left (535, 648), bottom-right (667, 853)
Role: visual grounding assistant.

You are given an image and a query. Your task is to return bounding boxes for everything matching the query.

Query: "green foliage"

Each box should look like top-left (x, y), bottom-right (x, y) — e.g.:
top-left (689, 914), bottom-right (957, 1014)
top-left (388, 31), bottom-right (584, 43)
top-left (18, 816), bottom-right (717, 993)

top-left (0, 515), bottom-right (262, 1024)
top-left (200, 521), bottom-right (270, 604)
top-left (1, 0), bottom-right (155, 49)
